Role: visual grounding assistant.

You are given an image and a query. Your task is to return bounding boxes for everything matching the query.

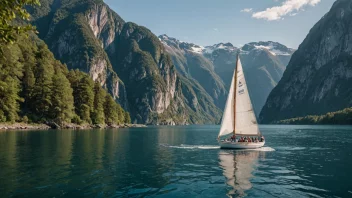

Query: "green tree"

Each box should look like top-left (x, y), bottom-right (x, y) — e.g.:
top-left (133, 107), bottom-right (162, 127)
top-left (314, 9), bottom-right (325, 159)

top-left (51, 72), bottom-right (75, 124)
top-left (0, 0), bottom-right (40, 45)
top-left (21, 60), bottom-right (36, 112)
top-left (0, 77), bottom-right (22, 122)
top-left (68, 70), bottom-right (95, 123)
top-left (104, 94), bottom-right (119, 125)
top-left (116, 104), bottom-right (125, 124)
top-left (124, 111), bottom-right (131, 124)
top-left (30, 44), bottom-right (54, 120)
top-left (91, 81), bottom-right (105, 124)
top-left (0, 42), bottom-right (23, 122)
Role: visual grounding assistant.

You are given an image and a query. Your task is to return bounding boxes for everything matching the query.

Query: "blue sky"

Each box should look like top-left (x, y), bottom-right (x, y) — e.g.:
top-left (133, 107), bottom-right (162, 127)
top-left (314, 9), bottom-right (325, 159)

top-left (104, 0), bottom-right (335, 49)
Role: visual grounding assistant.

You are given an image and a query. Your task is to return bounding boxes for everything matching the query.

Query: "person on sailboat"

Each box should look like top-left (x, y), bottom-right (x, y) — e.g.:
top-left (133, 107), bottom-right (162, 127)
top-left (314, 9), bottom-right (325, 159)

top-left (260, 136), bottom-right (265, 142)
top-left (231, 135), bottom-right (236, 142)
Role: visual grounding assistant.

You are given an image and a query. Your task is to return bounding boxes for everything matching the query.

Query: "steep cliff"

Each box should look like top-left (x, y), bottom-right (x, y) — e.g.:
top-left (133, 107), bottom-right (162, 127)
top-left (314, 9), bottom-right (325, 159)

top-left (260, 0), bottom-right (352, 123)
top-left (29, 0), bottom-right (221, 124)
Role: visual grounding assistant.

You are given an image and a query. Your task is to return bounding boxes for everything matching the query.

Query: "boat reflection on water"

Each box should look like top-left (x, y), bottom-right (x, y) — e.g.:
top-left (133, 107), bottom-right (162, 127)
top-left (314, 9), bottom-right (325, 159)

top-left (219, 150), bottom-right (262, 197)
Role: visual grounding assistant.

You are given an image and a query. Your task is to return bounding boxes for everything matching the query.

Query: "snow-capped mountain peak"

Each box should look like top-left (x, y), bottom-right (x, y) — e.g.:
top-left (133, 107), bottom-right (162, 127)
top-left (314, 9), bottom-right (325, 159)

top-left (241, 41), bottom-right (295, 56)
top-left (159, 34), bottom-right (237, 55)
top-left (203, 43), bottom-right (237, 54)
top-left (159, 35), bottom-right (295, 57)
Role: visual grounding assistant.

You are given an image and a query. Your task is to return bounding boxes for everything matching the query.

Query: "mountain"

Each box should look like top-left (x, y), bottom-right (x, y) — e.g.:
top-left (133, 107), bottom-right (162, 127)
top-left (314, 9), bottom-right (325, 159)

top-left (260, 0), bottom-right (352, 123)
top-left (159, 34), bottom-right (227, 109)
top-left (160, 35), bottom-right (295, 116)
top-left (28, 0), bottom-right (221, 124)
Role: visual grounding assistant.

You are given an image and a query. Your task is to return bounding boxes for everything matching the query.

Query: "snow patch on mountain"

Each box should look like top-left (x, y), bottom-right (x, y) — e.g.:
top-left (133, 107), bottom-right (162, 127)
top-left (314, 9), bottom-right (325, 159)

top-left (191, 46), bottom-right (205, 54)
top-left (254, 44), bottom-right (291, 56)
top-left (241, 41), bottom-right (295, 56)
top-left (203, 43), bottom-right (237, 54)
top-left (159, 35), bottom-right (295, 58)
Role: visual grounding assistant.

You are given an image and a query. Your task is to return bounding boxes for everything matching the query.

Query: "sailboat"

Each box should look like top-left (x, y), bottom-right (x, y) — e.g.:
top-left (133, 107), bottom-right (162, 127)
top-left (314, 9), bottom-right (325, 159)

top-left (218, 55), bottom-right (265, 149)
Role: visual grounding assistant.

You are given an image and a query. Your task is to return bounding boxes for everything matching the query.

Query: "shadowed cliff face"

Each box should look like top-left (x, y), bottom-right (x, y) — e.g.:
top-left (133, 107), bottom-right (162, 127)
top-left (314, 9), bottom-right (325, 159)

top-left (260, 0), bottom-right (352, 123)
top-left (29, 0), bottom-right (222, 124)
top-left (160, 35), bottom-right (294, 117)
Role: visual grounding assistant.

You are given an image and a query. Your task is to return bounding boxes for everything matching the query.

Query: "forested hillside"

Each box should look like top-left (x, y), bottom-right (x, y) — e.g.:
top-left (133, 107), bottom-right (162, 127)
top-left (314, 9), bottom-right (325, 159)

top-left (0, 34), bottom-right (130, 126)
top-left (275, 107), bottom-right (352, 125)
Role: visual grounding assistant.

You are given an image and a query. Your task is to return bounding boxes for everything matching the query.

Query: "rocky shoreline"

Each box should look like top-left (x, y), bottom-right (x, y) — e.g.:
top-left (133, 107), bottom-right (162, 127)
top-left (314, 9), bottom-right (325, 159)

top-left (0, 123), bottom-right (147, 131)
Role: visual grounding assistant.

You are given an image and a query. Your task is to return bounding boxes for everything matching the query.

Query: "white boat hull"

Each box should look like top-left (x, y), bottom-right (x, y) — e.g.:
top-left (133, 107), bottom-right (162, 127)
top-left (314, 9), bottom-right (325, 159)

top-left (219, 141), bottom-right (265, 149)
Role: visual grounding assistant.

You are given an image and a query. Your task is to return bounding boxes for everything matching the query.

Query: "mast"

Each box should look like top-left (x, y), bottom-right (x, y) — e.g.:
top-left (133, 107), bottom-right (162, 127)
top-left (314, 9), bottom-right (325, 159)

top-left (233, 54), bottom-right (239, 136)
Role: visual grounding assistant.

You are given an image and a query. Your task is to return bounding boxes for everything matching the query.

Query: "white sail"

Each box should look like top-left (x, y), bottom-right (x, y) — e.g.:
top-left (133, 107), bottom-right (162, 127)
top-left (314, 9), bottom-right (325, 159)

top-left (235, 58), bottom-right (260, 136)
top-left (218, 69), bottom-right (236, 138)
top-left (218, 56), bottom-right (260, 138)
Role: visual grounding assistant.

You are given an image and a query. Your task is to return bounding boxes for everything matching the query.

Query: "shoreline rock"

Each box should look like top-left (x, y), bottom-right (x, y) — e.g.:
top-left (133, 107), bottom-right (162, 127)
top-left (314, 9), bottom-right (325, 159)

top-left (0, 123), bottom-right (50, 130)
top-left (0, 123), bottom-right (147, 131)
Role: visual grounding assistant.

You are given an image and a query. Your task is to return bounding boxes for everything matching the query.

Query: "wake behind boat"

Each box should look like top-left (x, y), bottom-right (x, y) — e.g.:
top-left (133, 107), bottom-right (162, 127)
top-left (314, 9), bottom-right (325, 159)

top-left (218, 55), bottom-right (265, 149)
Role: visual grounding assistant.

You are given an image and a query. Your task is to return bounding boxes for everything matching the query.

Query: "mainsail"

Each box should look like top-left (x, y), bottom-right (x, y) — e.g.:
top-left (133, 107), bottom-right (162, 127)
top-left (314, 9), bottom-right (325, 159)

top-left (218, 56), bottom-right (260, 138)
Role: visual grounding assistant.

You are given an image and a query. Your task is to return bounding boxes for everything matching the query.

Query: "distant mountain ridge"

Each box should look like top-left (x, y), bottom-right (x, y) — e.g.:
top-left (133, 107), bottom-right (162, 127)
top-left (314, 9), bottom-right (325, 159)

top-left (159, 35), bottom-right (295, 116)
top-left (159, 34), bottom-right (227, 109)
top-left (260, 0), bottom-right (352, 123)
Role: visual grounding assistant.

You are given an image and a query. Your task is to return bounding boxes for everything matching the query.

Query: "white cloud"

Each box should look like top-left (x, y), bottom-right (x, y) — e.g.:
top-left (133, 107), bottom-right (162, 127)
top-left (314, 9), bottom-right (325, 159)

top-left (241, 8), bottom-right (253, 13)
top-left (252, 0), bottom-right (321, 21)
top-left (213, 28), bottom-right (219, 32)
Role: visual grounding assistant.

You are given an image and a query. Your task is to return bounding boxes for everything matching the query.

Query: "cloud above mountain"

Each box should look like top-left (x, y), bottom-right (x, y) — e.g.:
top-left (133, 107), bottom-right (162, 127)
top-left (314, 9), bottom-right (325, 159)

top-left (252, 0), bottom-right (321, 21)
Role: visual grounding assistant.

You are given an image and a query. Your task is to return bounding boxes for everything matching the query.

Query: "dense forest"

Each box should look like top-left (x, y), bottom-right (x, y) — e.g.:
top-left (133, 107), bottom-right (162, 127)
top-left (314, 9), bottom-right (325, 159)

top-left (0, 0), bottom-right (130, 127)
top-left (274, 108), bottom-right (352, 125)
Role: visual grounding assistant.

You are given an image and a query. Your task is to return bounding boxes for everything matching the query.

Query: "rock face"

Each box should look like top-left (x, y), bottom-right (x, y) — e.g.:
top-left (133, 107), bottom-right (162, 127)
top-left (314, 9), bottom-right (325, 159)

top-left (260, 0), bottom-right (352, 123)
top-left (160, 35), bottom-right (294, 117)
top-left (29, 0), bottom-right (221, 124)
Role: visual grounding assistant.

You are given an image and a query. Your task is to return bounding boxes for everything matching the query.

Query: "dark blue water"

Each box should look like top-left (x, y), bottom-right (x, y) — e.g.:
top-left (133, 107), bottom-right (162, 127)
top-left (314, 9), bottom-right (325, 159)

top-left (0, 125), bottom-right (352, 197)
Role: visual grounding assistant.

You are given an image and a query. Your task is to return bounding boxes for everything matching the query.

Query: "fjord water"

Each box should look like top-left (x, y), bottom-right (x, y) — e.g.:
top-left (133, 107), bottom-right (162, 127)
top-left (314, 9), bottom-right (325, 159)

top-left (0, 125), bottom-right (351, 197)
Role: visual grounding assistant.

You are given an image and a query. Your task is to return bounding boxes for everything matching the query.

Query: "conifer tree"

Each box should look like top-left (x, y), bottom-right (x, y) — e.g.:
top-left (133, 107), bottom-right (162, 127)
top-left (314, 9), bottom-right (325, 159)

top-left (125, 112), bottom-right (131, 124)
top-left (30, 44), bottom-right (54, 120)
top-left (116, 104), bottom-right (125, 124)
top-left (92, 81), bottom-right (105, 124)
top-left (104, 94), bottom-right (119, 125)
top-left (51, 72), bottom-right (75, 124)
top-left (22, 62), bottom-right (36, 112)
top-left (0, 43), bottom-right (23, 122)
top-left (68, 71), bottom-right (95, 123)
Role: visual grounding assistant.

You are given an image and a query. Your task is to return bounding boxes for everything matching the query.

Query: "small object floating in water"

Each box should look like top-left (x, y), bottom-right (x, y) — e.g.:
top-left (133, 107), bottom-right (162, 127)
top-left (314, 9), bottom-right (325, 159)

top-left (218, 55), bottom-right (265, 149)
